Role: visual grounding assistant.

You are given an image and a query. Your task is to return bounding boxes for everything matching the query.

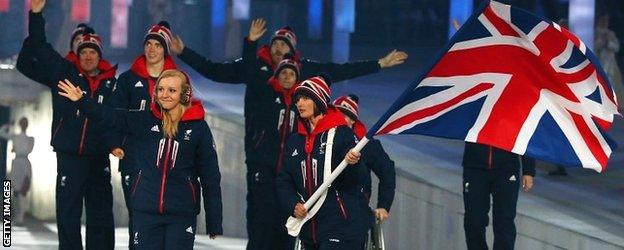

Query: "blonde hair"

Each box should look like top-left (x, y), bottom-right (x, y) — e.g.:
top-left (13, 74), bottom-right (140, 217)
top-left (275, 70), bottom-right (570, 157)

top-left (156, 69), bottom-right (192, 138)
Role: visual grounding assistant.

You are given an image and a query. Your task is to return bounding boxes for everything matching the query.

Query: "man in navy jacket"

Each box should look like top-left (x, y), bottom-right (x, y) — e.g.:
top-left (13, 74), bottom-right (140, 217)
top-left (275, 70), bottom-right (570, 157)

top-left (16, 0), bottom-right (116, 248)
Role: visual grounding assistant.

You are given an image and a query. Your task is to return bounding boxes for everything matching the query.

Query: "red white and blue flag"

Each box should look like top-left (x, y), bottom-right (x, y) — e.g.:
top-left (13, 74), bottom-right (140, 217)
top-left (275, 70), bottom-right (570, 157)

top-left (367, 1), bottom-right (620, 172)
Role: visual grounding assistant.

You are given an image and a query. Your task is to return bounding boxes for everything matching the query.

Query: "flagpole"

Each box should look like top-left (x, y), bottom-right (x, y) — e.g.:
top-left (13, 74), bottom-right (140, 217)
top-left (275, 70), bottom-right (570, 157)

top-left (286, 136), bottom-right (370, 236)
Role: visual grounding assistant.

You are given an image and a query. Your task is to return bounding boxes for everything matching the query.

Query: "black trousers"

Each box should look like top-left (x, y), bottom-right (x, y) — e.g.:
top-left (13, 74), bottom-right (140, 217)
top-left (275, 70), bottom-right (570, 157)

top-left (463, 168), bottom-right (520, 250)
top-left (132, 211), bottom-right (197, 250)
top-left (55, 152), bottom-right (114, 250)
top-left (246, 164), bottom-right (296, 250)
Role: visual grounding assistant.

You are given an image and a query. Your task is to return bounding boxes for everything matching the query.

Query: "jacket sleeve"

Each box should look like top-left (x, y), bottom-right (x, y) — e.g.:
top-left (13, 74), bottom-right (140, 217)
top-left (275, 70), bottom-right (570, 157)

top-left (333, 127), bottom-right (362, 187)
top-left (196, 124), bottom-right (223, 235)
top-left (177, 46), bottom-right (245, 84)
top-left (76, 96), bottom-right (143, 134)
top-left (240, 38), bottom-right (266, 82)
top-left (301, 59), bottom-right (380, 84)
top-left (521, 155), bottom-right (536, 176)
top-left (276, 141), bottom-right (301, 217)
top-left (16, 11), bottom-right (70, 88)
top-left (366, 140), bottom-right (396, 211)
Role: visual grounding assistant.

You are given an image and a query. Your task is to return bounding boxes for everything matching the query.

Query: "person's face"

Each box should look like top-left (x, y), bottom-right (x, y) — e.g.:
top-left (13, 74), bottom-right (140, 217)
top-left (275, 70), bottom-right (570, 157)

top-left (270, 39), bottom-right (291, 65)
top-left (18, 118), bottom-right (28, 131)
top-left (144, 39), bottom-right (165, 65)
top-left (72, 34), bottom-right (83, 53)
top-left (278, 68), bottom-right (297, 89)
top-left (156, 76), bottom-right (183, 110)
top-left (296, 95), bottom-right (316, 119)
top-left (78, 48), bottom-right (100, 75)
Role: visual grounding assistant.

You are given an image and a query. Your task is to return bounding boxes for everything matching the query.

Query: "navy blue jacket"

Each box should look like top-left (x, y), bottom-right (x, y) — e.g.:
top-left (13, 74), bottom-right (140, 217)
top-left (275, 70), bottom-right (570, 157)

top-left (360, 138), bottom-right (396, 211)
top-left (178, 41), bottom-right (381, 169)
top-left (76, 97), bottom-right (223, 235)
top-left (240, 39), bottom-right (300, 173)
top-left (108, 55), bottom-right (178, 174)
top-left (462, 142), bottom-right (536, 176)
top-left (16, 11), bottom-right (117, 156)
top-left (276, 108), bottom-right (373, 243)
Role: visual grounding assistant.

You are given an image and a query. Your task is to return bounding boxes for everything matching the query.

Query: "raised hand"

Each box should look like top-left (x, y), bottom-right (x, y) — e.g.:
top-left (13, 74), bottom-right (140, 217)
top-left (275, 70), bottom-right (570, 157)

top-left (171, 36), bottom-right (185, 55)
top-left (378, 49), bottom-right (409, 68)
top-left (57, 79), bottom-right (84, 102)
top-left (31, 0), bottom-right (46, 13)
top-left (248, 18), bottom-right (267, 42)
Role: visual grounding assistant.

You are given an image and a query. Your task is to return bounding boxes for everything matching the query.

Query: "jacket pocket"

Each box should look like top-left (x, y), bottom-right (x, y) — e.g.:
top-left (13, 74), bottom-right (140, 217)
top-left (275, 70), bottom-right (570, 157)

top-left (52, 118), bottom-right (64, 141)
top-left (253, 130), bottom-right (266, 149)
top-left (335, 190), bottom-right (348, 220)
top-left (131, 170), bottom-right (143, 196)
top-left (187, 177), bottom-right (197, 204)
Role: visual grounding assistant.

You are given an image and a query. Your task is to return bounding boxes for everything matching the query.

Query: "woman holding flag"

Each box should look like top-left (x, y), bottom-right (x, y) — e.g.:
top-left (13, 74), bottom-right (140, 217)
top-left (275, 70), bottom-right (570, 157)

top-left (276, 75), bottom-right (372, 250)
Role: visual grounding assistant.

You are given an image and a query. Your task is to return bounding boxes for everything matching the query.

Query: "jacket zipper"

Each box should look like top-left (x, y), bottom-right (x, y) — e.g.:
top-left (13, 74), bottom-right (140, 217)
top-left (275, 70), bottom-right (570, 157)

top-left (158, 138), bottom-right (173, 214)
top-left (276, 105), bottom-right (291, 172)
top-left (131, 170), bottom-right (143, 195)
top-left (305, 150), bottom-right (317, 243)
top-left (78, 86), bottom-right (98, 155)
top-left (78, 118), bottom-right (89, 155)
top-left (188, 177), bottom-right (197, 204)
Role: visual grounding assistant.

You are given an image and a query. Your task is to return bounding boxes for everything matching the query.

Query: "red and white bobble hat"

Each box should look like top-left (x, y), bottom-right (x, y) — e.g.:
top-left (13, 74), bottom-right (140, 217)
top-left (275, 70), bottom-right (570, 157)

top-left (295, 75), bottom-right (332, 113)
top-left (271, 26), bottom-right (297, 52)
top-left (333, 94), bottom-right (360, 121)
top-left (76, 33), bottom-right (104, 57)
top-left (144, 21), bottom-right (173, 55)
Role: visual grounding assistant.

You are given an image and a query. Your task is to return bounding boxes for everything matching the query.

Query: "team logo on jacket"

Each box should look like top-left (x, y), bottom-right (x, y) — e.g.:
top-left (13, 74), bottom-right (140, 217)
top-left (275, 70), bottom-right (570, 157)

top-left (151, 125), bottom-right (160, 132)
top-left (97, 95), bottom-right (104, 104)
top-left (291, 149), bottom-right (298, 157)
top-left (134, 81), bottom-right (144, 87)
top-left (275, 97), bottom-right (281, 104)
top-left (260, 66), bottom-right (269, 71)
top-left (509, 175), bottom-right (517, 181)
top-left (133, 232), bottom-right (139, 245)
top-left (319, 142), bottom-right (326, 155)
top-left (186, 226), bottom-right (194, 234)
top-left (60, 176), bottom-right (67, 187)
top-left (184, 129), bottom-right (192, 141)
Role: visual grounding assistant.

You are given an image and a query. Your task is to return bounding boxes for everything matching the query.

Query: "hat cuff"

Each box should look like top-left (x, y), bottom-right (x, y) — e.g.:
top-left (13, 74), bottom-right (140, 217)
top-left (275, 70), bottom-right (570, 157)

top-left (337, 107), bottom-right (358, 121)
top-left (145, 34), bottom-right (169, 55)
top-left (275, 64), bottom-right (300, 78)
top-left (271, 37), bottom-right (295, 53)
top-left (295, 88), bottom-right (328, 113)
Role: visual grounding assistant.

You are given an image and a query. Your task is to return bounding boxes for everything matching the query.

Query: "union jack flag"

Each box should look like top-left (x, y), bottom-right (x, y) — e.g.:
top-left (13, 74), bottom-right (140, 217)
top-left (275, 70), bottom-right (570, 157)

top-left (368, 1), bottom-right (620, 172)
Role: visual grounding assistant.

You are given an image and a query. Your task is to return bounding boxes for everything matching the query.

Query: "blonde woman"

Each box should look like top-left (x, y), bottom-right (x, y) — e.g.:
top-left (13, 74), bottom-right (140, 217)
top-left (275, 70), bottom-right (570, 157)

top-left (58, 69), bottom-right (222, 249)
